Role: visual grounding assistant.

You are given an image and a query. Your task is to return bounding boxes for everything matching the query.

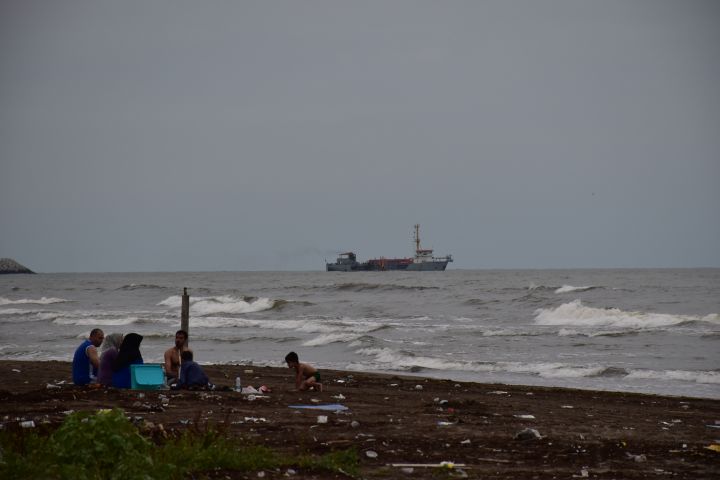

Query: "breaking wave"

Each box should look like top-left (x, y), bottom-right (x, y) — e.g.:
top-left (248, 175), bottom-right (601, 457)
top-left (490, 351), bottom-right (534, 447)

top-left (302, 333), bottom-right (365, 347)
top-left (626, 369), bottom-right (720, 384)
top-left (53, 317), bottom-right (141, 326)
top-left (0, 297), bottom-right (69, 305)
top-left (555, 285), bottom-right (600, 294)
top-left (183, 316), bottom-right (389, 335)
top-left (349, 348), bottom-right (720, 385)
top-left (157, 295), bottom-right (276, 315)
top-left (534, 300), bottom-right (719, 329)
top-left (117, 283), bottom-right (166, 291)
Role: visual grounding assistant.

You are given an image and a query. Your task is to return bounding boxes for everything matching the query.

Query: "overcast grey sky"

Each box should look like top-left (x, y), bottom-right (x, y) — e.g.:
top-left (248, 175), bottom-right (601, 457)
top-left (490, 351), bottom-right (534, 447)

top-left (1, 1), bottom-right (718, 272)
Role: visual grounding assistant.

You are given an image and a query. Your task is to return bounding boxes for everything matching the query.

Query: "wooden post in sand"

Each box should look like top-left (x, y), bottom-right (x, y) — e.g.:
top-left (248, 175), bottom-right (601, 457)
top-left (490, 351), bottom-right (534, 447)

top-left (181, 287), bottom-right (189, 345)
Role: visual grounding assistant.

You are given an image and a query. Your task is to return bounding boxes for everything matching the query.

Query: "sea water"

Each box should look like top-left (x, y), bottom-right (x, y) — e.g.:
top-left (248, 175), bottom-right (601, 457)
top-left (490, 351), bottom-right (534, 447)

top-left (1, 269), bottom-right (718, 399)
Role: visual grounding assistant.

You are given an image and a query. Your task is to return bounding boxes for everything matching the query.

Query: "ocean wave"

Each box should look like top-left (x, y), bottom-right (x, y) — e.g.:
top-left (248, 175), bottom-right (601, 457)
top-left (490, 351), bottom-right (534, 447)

top-left (555, 285), bottom-right (600, 294)
top-left (0, 297), bottom-right (69, 305)
top-left (182, 316), bottom-right (389, 334)
top-left (158, 295), bottom-right (276, 315)
top-left (557, 328), bottom-right (641, 338)
top-left (481, 329), bottom-right (543, 337)
top-left (351, 347), bottom-right (720, 385)
top-left (116, 283), bottom-right (167, 291)
top-left (535, 300), bottom-right (718, 330)
top-left (0, 310), bottom-right (66, 323)
top-left (350, 348), bottom-right (615, 379)
top-left (334, 282), bottom-right (438, 292)
top-left (513, 293), bottom-right (550, 304)
top-left (626, 369), bottom-right (720, 385)
top-left (54, 317), bottom-right (141, 326)
top-left (0, 308), bottom-right (37, 316)
top-left (464, 298), bottom-right (502, 306)
top-left (302, 333), bottom-right (364, 347)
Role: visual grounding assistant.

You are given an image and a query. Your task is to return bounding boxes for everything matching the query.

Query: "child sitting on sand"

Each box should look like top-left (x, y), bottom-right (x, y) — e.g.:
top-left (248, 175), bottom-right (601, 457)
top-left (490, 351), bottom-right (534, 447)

top-left (285, 351), bottom-right (322, 392)
top-left (175, 350), bottom-right (211, 390)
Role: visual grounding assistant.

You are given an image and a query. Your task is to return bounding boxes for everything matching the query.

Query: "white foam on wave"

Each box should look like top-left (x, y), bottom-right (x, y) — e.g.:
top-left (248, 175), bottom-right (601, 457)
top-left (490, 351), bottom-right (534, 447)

top-left (0, 297), bottom-right (69, 305)
top-left (187, 316), bottom-right (387, 334)
top-left (555, 285), bottom-right (596, 294)
top-left (302, 333), bottom-right (362, 347)
top-left (54, 317), bottom-right (141, 326)
top-left (158, 295), bottom-right (275, 315)
top-left (626, 369), bottom-right (720, 385)
top-left (535, 300), bottom-right (717, 329)
top-left (558, 328), bottom-right (640, 338)
top-left (0, 308), bottom-right (32, 316)
top-left (351, 347), bottom-right (720, 384)
top-left (351, 347), bottom-right (608, 378)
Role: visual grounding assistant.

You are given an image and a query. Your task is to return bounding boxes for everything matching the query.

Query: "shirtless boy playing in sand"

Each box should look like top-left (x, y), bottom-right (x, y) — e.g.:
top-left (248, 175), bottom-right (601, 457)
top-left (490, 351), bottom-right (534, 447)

top-left (285, 351), bottom-right (322, 392)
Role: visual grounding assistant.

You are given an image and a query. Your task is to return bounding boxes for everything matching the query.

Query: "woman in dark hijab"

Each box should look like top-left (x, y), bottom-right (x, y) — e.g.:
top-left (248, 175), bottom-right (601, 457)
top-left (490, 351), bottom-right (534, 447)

top-left (111, 332), bottom-right (144, 388)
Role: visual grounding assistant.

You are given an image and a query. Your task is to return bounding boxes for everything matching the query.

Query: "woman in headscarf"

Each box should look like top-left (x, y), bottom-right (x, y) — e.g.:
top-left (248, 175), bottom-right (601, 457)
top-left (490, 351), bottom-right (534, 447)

top-left (97, 333), bottom-right (123, 386)
top-left (111, 332), bottom-right (144, 388)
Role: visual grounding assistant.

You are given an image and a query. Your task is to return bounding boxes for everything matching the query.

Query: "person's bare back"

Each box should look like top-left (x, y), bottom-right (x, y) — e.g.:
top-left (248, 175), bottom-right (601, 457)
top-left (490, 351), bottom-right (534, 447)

top-left (285, 351), bottom-right (322, 392)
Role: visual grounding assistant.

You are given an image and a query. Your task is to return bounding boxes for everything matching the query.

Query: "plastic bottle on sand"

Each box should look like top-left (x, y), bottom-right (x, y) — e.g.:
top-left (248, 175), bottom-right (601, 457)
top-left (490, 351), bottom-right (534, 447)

top-left (235, 376), bottom-right (241, 392)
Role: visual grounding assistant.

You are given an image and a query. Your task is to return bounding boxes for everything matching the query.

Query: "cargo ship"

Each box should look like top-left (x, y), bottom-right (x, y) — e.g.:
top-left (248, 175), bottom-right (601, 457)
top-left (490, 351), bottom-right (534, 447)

top-left (326, 225), bottom-right (453, 271)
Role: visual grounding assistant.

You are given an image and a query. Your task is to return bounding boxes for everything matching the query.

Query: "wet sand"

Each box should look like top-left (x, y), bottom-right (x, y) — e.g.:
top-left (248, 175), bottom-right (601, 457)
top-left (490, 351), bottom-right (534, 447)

top-left (1, 360), bottom-right (718, 479)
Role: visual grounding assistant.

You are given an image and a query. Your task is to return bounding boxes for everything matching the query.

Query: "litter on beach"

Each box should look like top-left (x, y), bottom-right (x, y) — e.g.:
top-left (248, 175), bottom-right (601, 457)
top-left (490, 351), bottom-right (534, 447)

top-left (390, 462), bottom-right (466, 468)
top-left (289, 404), bottom-right (349, 412)
top-left (515, 414), bottom-right (536, 419)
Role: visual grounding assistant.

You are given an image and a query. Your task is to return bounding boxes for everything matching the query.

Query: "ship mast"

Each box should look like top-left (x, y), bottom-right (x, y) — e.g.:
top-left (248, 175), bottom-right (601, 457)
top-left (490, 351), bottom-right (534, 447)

top-left (414, 224), bottom-right (420, 253)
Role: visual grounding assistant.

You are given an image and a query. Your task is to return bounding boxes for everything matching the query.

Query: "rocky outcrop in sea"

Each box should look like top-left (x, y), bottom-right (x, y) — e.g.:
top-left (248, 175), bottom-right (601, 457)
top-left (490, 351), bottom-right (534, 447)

top-left (0, 258), bottom-right (35, 274)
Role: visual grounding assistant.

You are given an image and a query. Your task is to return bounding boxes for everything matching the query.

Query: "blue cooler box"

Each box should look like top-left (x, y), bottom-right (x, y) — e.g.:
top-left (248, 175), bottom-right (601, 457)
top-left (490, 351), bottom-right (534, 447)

top-left (130, 364), bottom-right (164, 390)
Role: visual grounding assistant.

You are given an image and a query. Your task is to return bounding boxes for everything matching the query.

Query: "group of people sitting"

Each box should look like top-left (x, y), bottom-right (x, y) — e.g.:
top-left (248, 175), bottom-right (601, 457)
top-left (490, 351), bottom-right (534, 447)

top-left (71, 328), bottom-right (209, 389)
top-left (72, 328), bottom-right (323, 392)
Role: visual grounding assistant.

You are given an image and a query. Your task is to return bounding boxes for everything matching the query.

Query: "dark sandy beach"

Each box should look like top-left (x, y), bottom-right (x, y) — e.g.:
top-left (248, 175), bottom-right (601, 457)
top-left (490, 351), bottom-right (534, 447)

top-left (1, 360), bottom-right (718, 479)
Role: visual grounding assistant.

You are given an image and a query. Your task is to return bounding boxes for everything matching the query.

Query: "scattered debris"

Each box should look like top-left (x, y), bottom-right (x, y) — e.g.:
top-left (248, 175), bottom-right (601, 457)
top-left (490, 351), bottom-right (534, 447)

top-left (415, 385), bottom-right (423, 390)
top-left (390, 462), bottom-right (467, 468)
top-left (365, 450), bottom-right (378, 458)
top-left (626, 452), bottom-right (647, 463)
top-left (515, 414), bottom-right (536, 419)
top-left (515, 428), bottom-right (542, 441)
top-left (20, 420), bottom-right (35, 428)
top-left (317, 415), bottom-right (328, 424)
top-left (488, 390), bottom-right (508, 395)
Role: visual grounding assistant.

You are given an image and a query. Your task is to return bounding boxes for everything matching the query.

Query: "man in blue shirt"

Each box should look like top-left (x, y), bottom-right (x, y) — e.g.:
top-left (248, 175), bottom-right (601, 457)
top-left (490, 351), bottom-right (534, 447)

top-left (72, 328), bottom-right (104, 385)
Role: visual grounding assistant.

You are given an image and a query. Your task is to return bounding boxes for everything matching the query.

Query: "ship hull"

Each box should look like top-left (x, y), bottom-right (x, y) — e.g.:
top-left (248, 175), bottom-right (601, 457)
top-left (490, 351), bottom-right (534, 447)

top-left (326, 259), bottom-right (450, 271)
top-left (406, 261), bottom-right (449, 271)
